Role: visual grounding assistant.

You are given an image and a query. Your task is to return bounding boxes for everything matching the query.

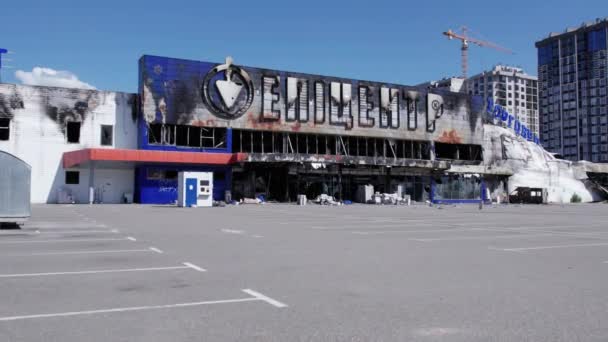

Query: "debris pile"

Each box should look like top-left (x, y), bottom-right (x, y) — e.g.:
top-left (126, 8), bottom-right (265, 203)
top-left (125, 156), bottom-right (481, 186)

top-left (312, 194), bottom-right (342, 206)
top-left (240, 197), bottom-right (264, 205)
top-left (482, 124), bottom-right (604, 203)
top-left (371, 192), bottom-right (411, 205)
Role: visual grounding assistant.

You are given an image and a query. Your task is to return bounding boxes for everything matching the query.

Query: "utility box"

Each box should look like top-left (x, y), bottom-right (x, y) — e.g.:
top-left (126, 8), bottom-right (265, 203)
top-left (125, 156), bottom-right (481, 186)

top-left (355, 184), bottom-right (374, 203)
top-left (0, 151), bottom-right (31, 225)
top-left (177, 172), bottom-right (213, 207)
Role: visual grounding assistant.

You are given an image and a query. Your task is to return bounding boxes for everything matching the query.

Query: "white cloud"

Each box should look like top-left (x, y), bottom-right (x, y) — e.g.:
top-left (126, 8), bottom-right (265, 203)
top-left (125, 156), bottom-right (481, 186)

top-left (15, 67), bottom-right (96, 90)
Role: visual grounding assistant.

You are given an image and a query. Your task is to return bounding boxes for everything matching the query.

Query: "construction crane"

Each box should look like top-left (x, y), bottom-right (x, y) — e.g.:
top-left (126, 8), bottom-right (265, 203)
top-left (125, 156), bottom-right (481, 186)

top-left (443, 26), bottom-right (513, 78)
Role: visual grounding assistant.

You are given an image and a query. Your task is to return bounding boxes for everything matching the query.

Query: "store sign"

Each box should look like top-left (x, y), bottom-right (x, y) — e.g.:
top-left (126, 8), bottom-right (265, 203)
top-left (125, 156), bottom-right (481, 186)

top-left (486, 97), bottom-right (540, 144)
top-left (141, 55), bottom-right (483, 142)
top-left (197, 57), bottom-right (433, 132)
top-left (201, 57), bottom-right (254, 120)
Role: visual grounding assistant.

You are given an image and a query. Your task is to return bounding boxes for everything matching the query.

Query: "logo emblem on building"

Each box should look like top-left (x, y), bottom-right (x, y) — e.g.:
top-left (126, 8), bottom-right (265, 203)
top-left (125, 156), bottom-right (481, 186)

top-left (202, 57), bottom-right (254, 120)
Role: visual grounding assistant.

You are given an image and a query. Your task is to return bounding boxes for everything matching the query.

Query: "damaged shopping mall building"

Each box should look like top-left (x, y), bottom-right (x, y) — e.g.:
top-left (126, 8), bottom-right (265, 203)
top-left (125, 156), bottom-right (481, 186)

top-left (1, 55), bottom-right (607, 204)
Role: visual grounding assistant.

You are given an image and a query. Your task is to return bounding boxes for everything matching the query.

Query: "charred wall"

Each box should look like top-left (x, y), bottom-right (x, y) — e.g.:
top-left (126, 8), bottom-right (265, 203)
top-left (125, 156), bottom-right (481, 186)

top-left (139, 55), bottom-right (485, 146)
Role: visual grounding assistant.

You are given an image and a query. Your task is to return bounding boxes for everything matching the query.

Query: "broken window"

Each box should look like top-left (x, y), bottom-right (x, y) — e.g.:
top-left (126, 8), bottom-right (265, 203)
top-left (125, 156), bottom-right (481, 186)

top-left (297, 133), bottom-right (307, 154)
top-left (148, 124), bottom-right (162, 144)
top-left (165, 170), bottom-right (178, 180)
top-left (0, 118), bottom-right (9, 141)
top-left (66, 122), bottom-right (81, 143)
top-left (229, 130), bottom-right (437, 160)
top-left (214, 128), bottom-right (227, 148)
top-left (100, 125), bottom-right (113, 146)
top-left (65, 171), bottom-right (80, 184)
top-left (435, 142), bottom-right (483, 161)
top-left (149, 124), bottom-right (227, 149)
top-left (251, 131), bottom-right (263, 153)
top-left (147, 169), bottom-right (163, 180)
top-left (188, 126), bottom-right (201, 147)
top-left (201, 127), bottom-right (215, 148)
top-left (162, 124), bottom-right (176, 145)
top-left (176, 125), bottom-right (189, 146)
top-left (147, 169), bottom-right (177, 180)
top-left (148, 124), bottom-right (175, 145)
top-left (419, 142), bottom-right (431, 159)
top-left (261, 131), bottom-right (272, 153)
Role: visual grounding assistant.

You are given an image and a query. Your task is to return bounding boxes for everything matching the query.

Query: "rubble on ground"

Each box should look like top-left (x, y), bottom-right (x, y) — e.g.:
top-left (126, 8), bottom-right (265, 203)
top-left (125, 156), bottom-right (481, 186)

top-left (312, 194), bottom-right (342, 206)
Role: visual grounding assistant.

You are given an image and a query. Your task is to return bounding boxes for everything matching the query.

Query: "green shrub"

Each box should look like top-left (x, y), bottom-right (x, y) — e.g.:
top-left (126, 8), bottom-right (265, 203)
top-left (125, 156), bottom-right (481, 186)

top-left (570, 193), bottom-right (582, 203)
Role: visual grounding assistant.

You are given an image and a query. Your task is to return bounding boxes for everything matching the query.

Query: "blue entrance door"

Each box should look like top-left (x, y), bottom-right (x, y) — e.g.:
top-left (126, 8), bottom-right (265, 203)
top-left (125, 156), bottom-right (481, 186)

top-left (185, 178), bottom-right (197, 207)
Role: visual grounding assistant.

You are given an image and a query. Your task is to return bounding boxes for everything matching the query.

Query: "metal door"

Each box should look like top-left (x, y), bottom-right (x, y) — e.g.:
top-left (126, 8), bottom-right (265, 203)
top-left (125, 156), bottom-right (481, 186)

top-left (185, 178), bottom-right (197, 207)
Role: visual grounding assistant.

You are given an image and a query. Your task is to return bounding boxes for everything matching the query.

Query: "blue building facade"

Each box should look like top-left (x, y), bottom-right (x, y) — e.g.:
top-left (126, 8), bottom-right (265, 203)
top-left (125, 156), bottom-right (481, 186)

top-left (135, 56), bottom-right (237, 204)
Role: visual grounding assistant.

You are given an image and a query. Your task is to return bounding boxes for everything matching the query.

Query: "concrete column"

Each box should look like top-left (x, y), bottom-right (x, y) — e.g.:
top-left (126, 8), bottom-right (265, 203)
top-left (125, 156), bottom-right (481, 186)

top-left (88, 161), bottom-right (95, 205)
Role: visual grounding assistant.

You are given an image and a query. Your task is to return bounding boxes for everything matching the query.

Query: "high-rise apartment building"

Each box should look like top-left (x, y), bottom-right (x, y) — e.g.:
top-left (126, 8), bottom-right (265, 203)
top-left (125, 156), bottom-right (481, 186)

top-left (536, 18), bottom-right (608, 161)
top-left (467, 65), bottom-right (539, 137)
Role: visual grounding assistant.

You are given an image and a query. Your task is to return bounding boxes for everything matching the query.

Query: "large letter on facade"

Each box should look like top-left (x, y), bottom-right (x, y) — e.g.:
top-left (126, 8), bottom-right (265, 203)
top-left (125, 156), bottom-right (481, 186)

top-left (380, 87), bottom-right (399, 129)
top-left (404, 91), bottom-right (418, 130)
top-left (330, 82), bottom-right (353, 129)
top-left (314, 81), bottom-right (325, 124)
top-left (262, 75), bottom-right (281, 120)
top-left (358, 85), bottom-right (375, 127)
top-left (426, 93), bottom-right (444, 132)
top-left (486, 97), bottom-right (494, 116)
top-left (286, 77), bottom-right (309, 122)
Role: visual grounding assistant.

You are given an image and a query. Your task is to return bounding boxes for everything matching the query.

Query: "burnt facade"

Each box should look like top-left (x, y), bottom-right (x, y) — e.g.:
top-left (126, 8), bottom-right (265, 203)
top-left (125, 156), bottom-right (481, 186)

top-left (138, 55), bottom-right (487, 203)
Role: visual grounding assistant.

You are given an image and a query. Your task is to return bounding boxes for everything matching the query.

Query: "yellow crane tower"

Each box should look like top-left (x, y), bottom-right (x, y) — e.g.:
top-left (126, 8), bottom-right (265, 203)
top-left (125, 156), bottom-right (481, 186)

top-left (443, 26), bottom-right (513, 78)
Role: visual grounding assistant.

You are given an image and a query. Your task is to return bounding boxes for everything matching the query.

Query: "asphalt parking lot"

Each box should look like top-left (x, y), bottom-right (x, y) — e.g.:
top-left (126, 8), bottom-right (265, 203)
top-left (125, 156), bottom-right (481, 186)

top-left (1, 203), bottom-right (608, 341)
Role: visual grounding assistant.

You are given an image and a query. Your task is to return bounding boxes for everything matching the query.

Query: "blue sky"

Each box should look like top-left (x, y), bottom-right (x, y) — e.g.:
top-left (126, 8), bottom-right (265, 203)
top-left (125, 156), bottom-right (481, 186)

top-left (1, 0), bottom-right (607, 92)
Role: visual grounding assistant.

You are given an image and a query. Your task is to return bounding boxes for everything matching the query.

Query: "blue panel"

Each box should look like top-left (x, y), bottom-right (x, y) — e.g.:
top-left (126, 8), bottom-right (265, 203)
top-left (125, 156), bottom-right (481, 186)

top-left (185, 178), bottom-right (197, 207)
top-left (538, 45), bottom-right (553, 66)
top-left (588, 28), bottom-right (607, 52)
top-left (135, 165), bottom-right (231, 204)
top-left (138, 55), bottom-right (221, 152)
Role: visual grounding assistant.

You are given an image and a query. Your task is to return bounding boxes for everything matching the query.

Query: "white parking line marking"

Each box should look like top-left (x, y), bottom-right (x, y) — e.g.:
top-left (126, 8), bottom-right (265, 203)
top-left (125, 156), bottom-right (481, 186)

top-left (1, 249), bottom-right (158, 257)
top-left (0, 230), bottom-right (119, 237)
top-left (183, 262), bottom-right (206, 272)
top-left (0, 266), bottom-right (191, 278)
top-left (410, 233), bottom-right (562, 242)
top-left (487, 246), bottom-right (525, 253)
top-left (127, 236), bottom-right (137, 241)
top-left (29, 230), bottom-right (118, 235)
top-left (0, 237), bottom-right (134, 244)
top-left (312, 224), bottom-right (437, 230)
top-left (242, 289), bottom-right (288, 308)
top-left (221, 229), bottom-right (245, 234)
top-left (149, 247), bottom-right (163, 254)
top-left (490, 242), bottom-right (608, 252)
top-left (351, 228), bottom-right (480, 235)
top-left (0, 297), bottom-right (260, 321)
top-left (25, 223), bottom-right (108, 229)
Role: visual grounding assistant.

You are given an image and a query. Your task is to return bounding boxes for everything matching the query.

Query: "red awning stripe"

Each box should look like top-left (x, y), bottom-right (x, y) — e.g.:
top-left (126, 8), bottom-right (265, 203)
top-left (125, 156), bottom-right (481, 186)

top-left (62, 148), bottom-right (247, 168)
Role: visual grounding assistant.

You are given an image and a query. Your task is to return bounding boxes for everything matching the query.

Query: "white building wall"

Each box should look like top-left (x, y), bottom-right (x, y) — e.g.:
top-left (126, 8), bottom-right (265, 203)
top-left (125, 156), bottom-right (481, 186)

top-left (0, 84), bottom-right (138, 203)
top-left (467, 66), bottom-right (539, 137)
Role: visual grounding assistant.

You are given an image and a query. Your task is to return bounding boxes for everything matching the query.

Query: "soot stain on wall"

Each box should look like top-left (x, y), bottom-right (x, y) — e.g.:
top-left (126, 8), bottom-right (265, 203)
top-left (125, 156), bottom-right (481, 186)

top-left (0, 87), bottom-right (24, 118)
top-left (167, 75), bottom-right (199, 125)
top-left (126, 94), bottom-right (139, 122)
top-left (43, 89), bottom-right (102, 133)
